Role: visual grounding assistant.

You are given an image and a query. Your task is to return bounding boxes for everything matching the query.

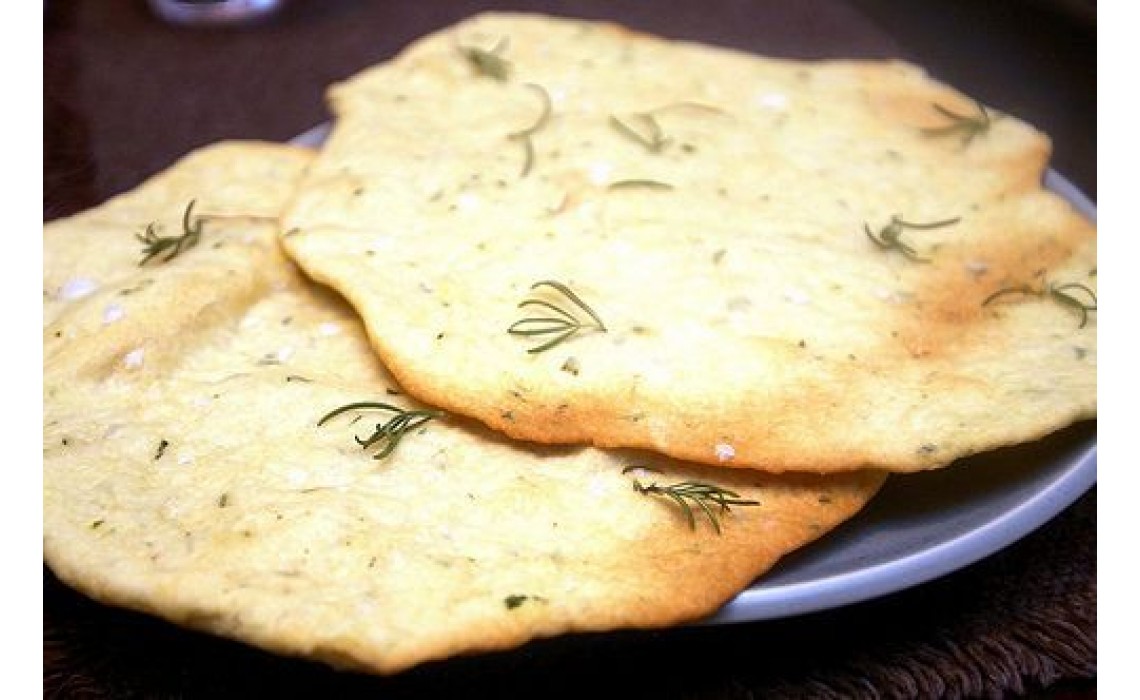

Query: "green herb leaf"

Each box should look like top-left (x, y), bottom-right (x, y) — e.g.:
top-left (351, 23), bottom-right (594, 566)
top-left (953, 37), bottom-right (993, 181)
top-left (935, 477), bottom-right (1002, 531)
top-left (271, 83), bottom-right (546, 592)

top-left (864, 215), bottom-right (960, 262)
top-left (508, 280), bottom-right (607, 354)
top-left (609, 102), bottom-right (723, 154)
top-left (507, 83), bottom-right (553, 177)
top-left (137, 200), bottom-right (203, 266)
top-left (607, 179), bottom-right (674, 191)
top-left (458, 37), bottom-right (511, 81)
top-left (622, 466), bottom-right (760, 535)
top-left (647, 101), bottom-right (726, 117)
top-left (921, 101), bottom-right (992, 147)
top-left (318, 402), bottom-right (444, 460)
top-left (609, 113), bottom-right (670, 153)
top-left (982, 279), bottom-right (1097, 328)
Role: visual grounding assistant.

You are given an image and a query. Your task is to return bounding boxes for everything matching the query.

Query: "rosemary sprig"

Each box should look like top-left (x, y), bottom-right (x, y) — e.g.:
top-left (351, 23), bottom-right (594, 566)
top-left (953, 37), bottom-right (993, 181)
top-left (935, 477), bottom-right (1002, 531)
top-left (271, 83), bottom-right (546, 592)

top-left (508, 280), bottom-right (607, 354)
top-left (507, 83), bottom-right (552, 178)
top-left (921, 101), bottom-right (992, 147)
top-left (317, 402), bottom-right (443, 460)
top-left (609, 113), bottom-right (670, 153)
top-left (137, 200), bottom-right (203, 266)
top-left (457, 37), bottom-right (511, 81)
top-left (982, 280), bottom-right (1097, 329)
top-left (864, 215), bottom-right (960, 262)
top-left (622, 466), bottom-right (759, 535)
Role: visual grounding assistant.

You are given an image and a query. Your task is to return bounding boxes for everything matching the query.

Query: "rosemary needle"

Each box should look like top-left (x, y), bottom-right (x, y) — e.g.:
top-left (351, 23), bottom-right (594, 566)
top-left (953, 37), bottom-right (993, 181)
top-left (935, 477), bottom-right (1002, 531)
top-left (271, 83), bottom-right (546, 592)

top-left (982, 280), bottom-right (1097, 329)
top-left (457, 37), bottom-right (511, 81)
top-left (921, 101), bottom-right (992, 147)
top-left (864, 215), bottom-right (960, 262)
top-left (508, 280), bottom-right (607, 354)
top-left (609, 102), bottom-right (723, 154)
top-left (507, 83), bottom-right (553, 178)
top-left (509, 84), bottom-right (552, 138)
top-left (609, 113), bottom-right (670, 153)
top-left (622, 466), bottom-right (759, 535)
top-left (607, 179), bottom-right (675, 191)
top-left (318, 401), bottom-right (443, 460)
top-left (137, 200), bottom-right (204, 266)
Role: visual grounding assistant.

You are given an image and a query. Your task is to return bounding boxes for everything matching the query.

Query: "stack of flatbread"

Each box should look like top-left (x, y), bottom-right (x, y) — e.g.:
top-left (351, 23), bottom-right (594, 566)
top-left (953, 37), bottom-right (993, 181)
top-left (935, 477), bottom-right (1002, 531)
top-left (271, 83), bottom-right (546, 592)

top-left (43, 13), bottom-right (1095, 676)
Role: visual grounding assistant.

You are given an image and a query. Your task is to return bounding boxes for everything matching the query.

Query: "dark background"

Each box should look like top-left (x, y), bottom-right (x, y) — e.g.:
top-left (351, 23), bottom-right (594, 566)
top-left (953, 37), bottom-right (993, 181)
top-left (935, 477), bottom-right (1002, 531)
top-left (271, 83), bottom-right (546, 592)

top-left (44, 1), bottom-right (1095, 697)
top-left (47, 0), bottom-right (1095, 209)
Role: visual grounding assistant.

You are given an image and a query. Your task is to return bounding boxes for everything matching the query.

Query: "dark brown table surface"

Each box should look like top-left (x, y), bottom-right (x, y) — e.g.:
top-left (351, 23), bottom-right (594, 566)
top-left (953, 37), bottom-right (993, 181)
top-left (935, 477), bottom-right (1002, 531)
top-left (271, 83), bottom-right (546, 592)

top-left (44, 1), bottom-right (1096, 697)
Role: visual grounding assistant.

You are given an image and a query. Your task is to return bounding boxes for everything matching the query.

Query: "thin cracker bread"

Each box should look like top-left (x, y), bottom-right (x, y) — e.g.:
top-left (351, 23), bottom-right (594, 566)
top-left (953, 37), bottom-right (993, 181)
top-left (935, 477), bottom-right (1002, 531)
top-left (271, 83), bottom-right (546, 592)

top-left (44, 141), bottom-right (314, 328)
top-left (281, 12), bottom-right (1096, 473)
top-left (43, 142), bottom-right (884, 675)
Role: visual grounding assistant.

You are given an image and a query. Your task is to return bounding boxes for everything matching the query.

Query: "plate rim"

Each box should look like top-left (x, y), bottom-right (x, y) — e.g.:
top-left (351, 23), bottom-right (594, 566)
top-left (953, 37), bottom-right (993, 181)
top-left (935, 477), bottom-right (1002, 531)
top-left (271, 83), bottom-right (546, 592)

top-left (710, 168), bottom-right (1097, 623)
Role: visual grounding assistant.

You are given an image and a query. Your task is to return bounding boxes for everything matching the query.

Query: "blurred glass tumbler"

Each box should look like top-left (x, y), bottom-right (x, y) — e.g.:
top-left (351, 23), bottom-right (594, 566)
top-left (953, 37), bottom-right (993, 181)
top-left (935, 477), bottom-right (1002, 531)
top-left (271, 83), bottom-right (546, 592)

top-left (147, 0), bottom-right (284, 26)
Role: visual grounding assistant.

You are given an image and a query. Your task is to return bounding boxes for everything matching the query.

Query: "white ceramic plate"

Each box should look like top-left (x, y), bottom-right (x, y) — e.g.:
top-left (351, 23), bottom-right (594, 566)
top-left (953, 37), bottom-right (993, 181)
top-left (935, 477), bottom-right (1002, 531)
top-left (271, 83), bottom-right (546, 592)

top-left (292, 125), bottom-right (1097, 625)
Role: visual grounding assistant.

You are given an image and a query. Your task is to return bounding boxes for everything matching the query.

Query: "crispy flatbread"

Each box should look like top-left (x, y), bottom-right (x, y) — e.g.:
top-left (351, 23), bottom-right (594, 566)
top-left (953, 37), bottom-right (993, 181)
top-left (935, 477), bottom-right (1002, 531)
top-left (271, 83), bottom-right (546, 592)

top-left (43, 142), bottom-right (884, 675)
top-left (281, 12), bottom-right (1096, 473)
top-left (44, 141), bottom-right (313, 328)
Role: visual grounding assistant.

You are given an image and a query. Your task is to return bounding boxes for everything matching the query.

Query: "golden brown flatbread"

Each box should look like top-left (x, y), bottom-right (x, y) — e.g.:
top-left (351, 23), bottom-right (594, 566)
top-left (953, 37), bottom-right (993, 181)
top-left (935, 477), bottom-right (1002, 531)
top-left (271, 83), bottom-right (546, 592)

top-left (43, 141), bottom-right (884, 675)
top-left (281, 12), bottom-right (1096, 473)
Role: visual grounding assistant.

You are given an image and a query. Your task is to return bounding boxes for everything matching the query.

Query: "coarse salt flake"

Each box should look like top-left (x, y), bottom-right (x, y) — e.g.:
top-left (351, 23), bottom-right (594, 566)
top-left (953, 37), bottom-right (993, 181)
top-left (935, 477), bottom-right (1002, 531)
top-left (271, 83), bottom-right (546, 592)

top-left (548, 86), bottom-right (569, 106)
top-left (756, 92), bottom-right (789, 111)
top-left (60, 277), bottom-right (99, 301)
top-left (123, 348), bottom-right (145, 369)
top-left (873, 288), bottom-right (911, 304)
top-left (965, 260), bottom-right (989, 276)
top-left (102, 304), bottom-right (126, 325)
top-left (457, 192), bottom-right (482, 212)
top-left (875, 288), bottom-right (915, 305)
top-left (369, 235), bottom-right (395, 252)
top-left (587, 161), bottom-right (613, 186)
top-left (715, 443), bottom-right (736, 462)
top-left (318, 322), bottom-right (341, 337)
top-left (782, 287), bottom-right (811, 305)
top-left (587, 474), bottom-right (613, 498)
